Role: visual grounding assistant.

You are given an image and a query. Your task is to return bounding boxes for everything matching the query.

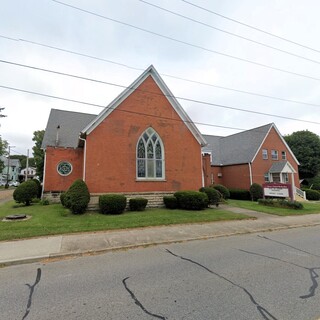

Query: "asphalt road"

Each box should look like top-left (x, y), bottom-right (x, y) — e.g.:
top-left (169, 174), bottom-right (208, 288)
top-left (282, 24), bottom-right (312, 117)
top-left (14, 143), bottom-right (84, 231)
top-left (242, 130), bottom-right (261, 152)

top-left (1, 226), bottom-right (320, 320)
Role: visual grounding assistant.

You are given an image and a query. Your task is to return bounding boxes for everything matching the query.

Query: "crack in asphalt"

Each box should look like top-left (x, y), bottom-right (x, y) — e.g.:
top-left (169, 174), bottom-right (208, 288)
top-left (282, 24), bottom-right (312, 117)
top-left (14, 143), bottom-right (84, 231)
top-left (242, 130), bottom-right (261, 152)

top-left (22, 268), bottom-right (42, 320)
top-left (122, 277), bottom-right (167, 319)
top-left (239, 249), bottom-right (320, 299)
top-left (257, 235), bottom-right (320, 259)
top-left (165, 249), bottom-right (278, 320)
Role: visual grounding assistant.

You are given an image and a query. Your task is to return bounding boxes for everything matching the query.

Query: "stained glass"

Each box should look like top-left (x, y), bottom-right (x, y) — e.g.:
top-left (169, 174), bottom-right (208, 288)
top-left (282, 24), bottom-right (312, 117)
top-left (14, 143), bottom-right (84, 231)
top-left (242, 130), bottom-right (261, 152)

top-left (57, 161), bottom-right (72, 176)
top-left (137, 139), bottom-right (145, 158)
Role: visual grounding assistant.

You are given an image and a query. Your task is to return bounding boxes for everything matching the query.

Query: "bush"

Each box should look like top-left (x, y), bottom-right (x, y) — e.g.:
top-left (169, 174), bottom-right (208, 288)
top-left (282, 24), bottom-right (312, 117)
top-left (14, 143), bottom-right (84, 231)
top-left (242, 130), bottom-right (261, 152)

top-left (250, 183), bottom-right (264, 201)
top-left (174, 191), bottom-right (208, 210)
top-left (228, 188), bottom-right (251, 200)
top-left (99, 194), bottom-right (127, 214)
top-left (66, 179), bottom-right (90, 214)
top-left (212, 184), bottom-right (230, 199)
top-left (31, 179), bottom-right (42, 198)
top-left (303, 188), bottom-right (320, 201)
top-left (258, 198), bottom-right (303, 210)
top-left (129, 198), bottom-right (148, 211)
top-left (163, 196), bottom-right (178, 209)
top-left (40, 199), bottom-right (50, 206)
top-left (13, 180), bottom-right (38, 206)
top-left (199, 187), bottom-right (221, 206)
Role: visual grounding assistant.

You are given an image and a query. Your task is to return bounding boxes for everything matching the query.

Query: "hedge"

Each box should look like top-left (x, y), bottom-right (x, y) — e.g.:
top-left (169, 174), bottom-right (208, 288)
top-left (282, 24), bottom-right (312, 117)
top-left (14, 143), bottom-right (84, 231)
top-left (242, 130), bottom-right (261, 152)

top-left (228, 188), bottom-right (251, 200)
top-left (129, 198), bottom-right (148, 211)
top-left (302, 188), bottom-right (320, 201)
top-left (199, 187), bottom-right (221, 206)
top-left (212, 184), bottom-right (230, 199)
top-left (99, 194), bottom-right (127, 214)
top-left (250, 183), bottom-right (263, 201)
top-left (174, 191), bottom-right (208, 210)
top-left (163, 196), bottom-right (178, 209)
top-left (258, 198), bottom-right (303, 210)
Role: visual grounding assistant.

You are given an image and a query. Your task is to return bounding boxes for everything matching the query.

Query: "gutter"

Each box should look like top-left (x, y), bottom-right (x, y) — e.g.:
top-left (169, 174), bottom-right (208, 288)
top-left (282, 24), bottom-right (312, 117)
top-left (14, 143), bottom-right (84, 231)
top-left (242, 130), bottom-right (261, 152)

top-left (248, 162), bottom-right (253, 185)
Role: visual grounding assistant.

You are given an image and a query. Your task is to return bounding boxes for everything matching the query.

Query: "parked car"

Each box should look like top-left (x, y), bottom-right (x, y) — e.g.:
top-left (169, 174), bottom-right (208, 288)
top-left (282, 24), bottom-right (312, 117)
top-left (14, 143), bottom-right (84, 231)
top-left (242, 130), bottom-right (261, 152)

top-left (8, 181), bottom-right (20, 187)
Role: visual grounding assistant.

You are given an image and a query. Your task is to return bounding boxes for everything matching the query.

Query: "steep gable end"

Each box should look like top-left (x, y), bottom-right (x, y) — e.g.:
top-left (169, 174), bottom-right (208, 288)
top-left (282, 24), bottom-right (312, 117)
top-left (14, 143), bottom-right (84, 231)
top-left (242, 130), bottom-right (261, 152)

top-left (82, 65), bottom-right (206, 146)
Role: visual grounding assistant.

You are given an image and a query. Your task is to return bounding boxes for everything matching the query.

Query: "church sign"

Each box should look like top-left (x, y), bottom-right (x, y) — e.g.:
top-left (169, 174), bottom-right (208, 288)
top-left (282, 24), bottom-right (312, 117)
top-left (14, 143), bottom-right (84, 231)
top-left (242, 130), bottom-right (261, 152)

top-left (262, 183), bottom-right (293, 200)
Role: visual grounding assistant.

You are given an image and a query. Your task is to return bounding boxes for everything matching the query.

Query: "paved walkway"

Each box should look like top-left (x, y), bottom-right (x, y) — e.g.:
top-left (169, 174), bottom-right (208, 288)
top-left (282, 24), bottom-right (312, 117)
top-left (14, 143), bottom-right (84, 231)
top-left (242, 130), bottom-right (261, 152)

top-left (1, 201), bottom-right (320, 267)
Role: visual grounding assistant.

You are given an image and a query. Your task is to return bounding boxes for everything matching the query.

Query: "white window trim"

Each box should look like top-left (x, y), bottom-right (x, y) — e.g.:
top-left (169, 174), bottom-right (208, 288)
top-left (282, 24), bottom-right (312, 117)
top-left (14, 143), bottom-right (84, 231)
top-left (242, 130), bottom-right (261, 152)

top-left (262, 149), bottom-right (268, 160)
top-left (271, 150), bottom-right (278, 160)
top-left (136, 128), bottom-right (165, 181)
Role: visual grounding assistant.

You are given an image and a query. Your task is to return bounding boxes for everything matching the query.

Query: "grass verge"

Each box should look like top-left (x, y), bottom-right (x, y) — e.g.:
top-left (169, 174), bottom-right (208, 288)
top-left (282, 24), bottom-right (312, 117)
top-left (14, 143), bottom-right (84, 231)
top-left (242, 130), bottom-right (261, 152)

top-left (0, 201), bottom-right (250, 241)
top-left (228, 199), bottom-right (320, 216)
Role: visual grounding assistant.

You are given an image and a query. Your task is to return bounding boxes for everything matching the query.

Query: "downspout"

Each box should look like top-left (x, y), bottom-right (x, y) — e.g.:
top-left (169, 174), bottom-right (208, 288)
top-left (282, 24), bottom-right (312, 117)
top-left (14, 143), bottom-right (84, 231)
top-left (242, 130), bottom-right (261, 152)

top-left (201, 151), bottom-right (205, 187)
top-left (79, 137), bottom-right (87, 181)
top-left (41, 149), bottom-right (47, 199)
top-left (291, 172), bottom-right (295, 201)
top-left (248, 162), bottom-right (253, 186)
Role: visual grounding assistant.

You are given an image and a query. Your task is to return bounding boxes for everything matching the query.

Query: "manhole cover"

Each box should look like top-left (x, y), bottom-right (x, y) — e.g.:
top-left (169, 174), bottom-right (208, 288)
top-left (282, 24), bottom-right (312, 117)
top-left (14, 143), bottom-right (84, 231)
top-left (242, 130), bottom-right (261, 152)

top-left (5, 214), bottom-right (27, 220)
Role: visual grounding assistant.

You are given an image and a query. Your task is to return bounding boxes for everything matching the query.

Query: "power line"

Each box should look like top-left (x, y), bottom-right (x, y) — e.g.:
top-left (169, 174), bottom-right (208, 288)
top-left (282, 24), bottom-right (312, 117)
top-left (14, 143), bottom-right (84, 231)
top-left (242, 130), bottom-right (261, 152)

top-left (181, 0), bottom-right (320, 54)
top-left (51, 0), bottom-right (320, 82)
top-left (1, 79), bottom-right (320, 126)
top-left (2, 58), bottom-right (320, 110)
top-left (139, 0), bottom-right (320, 66)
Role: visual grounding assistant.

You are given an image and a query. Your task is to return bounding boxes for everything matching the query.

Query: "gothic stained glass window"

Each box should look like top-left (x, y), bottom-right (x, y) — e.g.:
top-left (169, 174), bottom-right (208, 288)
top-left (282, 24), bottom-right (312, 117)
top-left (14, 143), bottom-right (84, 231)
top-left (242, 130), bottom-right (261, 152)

top-left (136, 128), bottom-right (164, 179)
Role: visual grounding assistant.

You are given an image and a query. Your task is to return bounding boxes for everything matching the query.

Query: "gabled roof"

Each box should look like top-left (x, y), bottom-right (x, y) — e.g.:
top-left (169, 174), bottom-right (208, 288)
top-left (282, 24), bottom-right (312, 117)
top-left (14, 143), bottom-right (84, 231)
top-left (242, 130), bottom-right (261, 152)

top-left (81, 65), bottom-right (207, 146)
top-left (203, 123), bottom-right (299, 166)
top-left (268, 161), bottom-right (296, 173)
top-left (42, 109), bottom-right (96, 149)
top-left (0, 156), bottom-right (21, 167)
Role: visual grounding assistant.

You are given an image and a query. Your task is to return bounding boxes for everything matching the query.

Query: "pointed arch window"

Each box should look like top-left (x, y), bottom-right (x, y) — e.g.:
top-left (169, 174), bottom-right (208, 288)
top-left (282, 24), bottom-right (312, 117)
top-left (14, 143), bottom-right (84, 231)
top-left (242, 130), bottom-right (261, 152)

top-left (137, 128), bottom-right (165, 179)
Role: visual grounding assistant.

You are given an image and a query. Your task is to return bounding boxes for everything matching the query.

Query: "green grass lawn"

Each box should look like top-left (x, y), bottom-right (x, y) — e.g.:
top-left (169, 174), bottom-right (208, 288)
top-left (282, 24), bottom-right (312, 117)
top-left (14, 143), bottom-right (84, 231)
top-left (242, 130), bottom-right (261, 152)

top-left (228, 199), bottom-right (320, 216)
top-left (0, 201), bottom-right (250, 241)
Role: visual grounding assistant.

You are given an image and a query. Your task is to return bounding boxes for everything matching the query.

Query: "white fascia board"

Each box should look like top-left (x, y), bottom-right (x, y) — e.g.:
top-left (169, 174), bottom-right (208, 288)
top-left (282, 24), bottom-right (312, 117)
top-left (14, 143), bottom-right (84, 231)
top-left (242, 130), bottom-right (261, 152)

top-left (251, 124), bottom-right (273, 163)
top-left (81, 65), bottom-right (207, 146)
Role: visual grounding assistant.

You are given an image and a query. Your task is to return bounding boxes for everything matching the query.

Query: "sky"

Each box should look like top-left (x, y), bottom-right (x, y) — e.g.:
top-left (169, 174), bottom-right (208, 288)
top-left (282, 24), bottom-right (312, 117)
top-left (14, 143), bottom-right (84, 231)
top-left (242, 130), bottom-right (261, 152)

top-left (1, 0), bottom-right (320, 157)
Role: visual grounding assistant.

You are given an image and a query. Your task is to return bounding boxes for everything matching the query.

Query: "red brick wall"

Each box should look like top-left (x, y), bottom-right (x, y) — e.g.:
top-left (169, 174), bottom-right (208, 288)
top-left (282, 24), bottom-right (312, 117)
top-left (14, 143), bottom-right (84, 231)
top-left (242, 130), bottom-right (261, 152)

top-left (210, 164), bottom-right (251, 189)
top-left (83, 75), bottom-right (203, 193)
top-left (251, 127), bottom-right (300, 187)
top-left (43, 147), bottom-right (83, 192)
top-left (206, 127), bottom-right (300, 190)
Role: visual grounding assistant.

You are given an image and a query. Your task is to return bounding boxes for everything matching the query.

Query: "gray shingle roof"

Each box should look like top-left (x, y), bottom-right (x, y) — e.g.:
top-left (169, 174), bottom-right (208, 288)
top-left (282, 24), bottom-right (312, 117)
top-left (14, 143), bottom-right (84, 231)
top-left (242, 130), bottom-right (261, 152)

top-left (42, 109), bottom-right (97, 148)
top-left (0, 156), bottom-right (21, 167)
top-left (203, 123), bottom-right (273, 165)
top-left (268, 161), bottom-right (288, 173)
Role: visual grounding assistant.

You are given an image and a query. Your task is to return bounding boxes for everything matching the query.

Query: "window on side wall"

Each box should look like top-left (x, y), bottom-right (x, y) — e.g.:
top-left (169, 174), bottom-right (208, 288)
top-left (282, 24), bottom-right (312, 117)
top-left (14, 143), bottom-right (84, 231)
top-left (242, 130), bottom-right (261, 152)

top-left (282, 173), bottom-right (289, 183)
top-left (262, 149), bottom-right (268, 160)
top-left (281, 151), bottom-right (286, 160)
top-left (271, 150), bottom-right (278, 160)
top-left (136, 127), bottom-right (165, 179)
top-left (264, 173), bottom-right (270, 182)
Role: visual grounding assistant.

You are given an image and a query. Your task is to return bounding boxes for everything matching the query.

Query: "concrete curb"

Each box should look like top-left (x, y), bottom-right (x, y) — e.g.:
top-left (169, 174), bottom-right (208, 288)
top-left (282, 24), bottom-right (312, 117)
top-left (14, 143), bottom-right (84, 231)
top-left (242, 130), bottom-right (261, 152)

top-left (2, 221), bottom-right (320, 267)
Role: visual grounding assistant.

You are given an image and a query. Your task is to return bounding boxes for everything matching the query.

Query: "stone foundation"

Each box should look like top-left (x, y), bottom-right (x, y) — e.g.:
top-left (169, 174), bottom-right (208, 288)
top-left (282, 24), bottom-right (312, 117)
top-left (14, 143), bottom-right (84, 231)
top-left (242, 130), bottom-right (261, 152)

top-left (43, 191), bottom-right (175, 210)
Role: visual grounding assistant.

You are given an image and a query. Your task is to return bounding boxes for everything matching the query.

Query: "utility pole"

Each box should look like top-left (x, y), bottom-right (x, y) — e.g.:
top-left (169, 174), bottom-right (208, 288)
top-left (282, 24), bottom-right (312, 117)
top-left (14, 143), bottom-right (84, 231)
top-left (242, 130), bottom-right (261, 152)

top-left (25, 149), bottom-right (29, 181)
top-left (5, 145), bottom-right (15, 187)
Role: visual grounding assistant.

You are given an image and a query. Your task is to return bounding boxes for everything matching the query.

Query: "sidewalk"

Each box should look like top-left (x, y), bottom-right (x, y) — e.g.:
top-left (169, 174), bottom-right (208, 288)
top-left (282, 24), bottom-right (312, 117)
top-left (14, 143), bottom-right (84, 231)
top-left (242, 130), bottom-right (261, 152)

top-left (1, 205), bottom-right (320, 267)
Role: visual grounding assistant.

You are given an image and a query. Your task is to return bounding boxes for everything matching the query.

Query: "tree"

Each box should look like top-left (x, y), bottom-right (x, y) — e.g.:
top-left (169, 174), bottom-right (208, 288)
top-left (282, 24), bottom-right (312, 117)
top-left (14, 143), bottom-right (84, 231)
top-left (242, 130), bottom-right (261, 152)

top-left (32, 130), bottom-right (45, 181)
top-left (0, 136), bottom-right (8, 173)
top-left (284, 130), bottom-right (320, 179)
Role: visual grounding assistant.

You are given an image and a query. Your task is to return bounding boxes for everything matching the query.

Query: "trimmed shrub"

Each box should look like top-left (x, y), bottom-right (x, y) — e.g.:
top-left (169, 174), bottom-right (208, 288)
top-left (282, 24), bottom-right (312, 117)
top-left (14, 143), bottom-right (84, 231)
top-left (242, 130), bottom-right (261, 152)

top-left (228, 188), bottom-right (251, 200)
top-left (67, 179), bottom-right (90, 214)
top-left (303, 188), bottom-right (320, 201)
top-left (129, 198), bottom-right (148, 211)
top-left (40, 199), bottom-right (50, 206)
top-left (250, 183), bottom-right (263, 201)
top-left (99, 194), bottom-right (127, 214)
top-left (199, 187), bottom-right (221, 206)
top-left (13, 180), bottom-right (38, 206)
top-left (163, 196), bottom-right (178, 209)
top-left (258, 198), bottom-right (303, 210)
top-left (174, 191), bottom-right (208, 210)
top-left (212, 184), bottom-right (230, 199)
top-left (31, 179), bottom-right (42, 198)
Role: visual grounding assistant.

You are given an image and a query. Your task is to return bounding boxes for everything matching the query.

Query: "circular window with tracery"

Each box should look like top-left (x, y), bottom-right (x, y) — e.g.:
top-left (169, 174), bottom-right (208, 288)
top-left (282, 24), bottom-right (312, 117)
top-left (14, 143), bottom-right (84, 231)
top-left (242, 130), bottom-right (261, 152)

top-left (57, 161), bottom-right (73, 176)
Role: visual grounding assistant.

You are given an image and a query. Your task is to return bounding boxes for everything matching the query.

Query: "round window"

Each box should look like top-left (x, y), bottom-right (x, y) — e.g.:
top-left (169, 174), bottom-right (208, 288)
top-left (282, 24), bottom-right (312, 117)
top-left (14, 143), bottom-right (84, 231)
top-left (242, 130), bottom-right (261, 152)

top-left (57, 161), bottom-right (72, 176)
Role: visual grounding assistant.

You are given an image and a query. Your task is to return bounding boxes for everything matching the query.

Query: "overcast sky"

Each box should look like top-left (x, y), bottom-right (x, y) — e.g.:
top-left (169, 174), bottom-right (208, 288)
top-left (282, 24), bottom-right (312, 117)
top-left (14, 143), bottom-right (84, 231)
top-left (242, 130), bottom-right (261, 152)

top-left (1, 0), bottom-right (320, 157)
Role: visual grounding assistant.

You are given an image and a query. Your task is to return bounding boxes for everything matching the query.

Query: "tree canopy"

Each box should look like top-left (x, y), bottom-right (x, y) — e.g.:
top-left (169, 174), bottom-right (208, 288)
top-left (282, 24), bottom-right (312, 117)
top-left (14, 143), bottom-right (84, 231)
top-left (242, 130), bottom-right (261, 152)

top-left (0, 136), bottom-right (8, 173)
top-left (284, 130), bottom-right (320, 178)
top-left (32, 130), bottom-right (45, 181)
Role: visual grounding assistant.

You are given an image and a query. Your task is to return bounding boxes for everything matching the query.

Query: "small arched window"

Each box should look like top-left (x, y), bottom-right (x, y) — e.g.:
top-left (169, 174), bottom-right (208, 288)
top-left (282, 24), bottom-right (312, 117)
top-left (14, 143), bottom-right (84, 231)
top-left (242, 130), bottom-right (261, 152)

top-left (137, 128), bottom-right (165, 179)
